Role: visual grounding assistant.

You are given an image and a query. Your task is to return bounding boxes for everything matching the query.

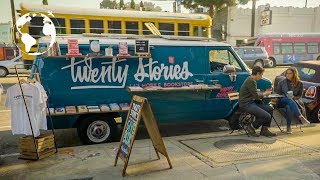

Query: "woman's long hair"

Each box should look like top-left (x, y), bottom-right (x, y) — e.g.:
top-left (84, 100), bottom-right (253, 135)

top-left (286, 67), bottom-right (300, 87)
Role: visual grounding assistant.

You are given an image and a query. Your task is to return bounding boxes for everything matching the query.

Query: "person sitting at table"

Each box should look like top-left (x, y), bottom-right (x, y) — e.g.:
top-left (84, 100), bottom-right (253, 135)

top-left (276, 67), bottom-right (310, 134)
top-left (239, 66), bottom-right (276, 137)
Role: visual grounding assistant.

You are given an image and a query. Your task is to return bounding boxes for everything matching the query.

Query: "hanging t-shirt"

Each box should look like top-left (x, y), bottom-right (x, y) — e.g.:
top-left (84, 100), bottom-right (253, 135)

top-left (33, 82), bottom-right (48, 130)
top-left (5, 83), bottom-right (42, 137)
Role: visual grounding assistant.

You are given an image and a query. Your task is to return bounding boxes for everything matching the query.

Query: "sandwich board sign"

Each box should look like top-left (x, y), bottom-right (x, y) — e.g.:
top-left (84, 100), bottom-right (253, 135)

top-left (114, 95), bottom-right (172, 176)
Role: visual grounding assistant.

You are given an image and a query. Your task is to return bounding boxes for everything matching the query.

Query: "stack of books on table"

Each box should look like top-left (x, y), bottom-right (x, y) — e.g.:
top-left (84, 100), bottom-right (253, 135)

top-left (87, 106), bottom-right (101, 112)
top-left (65, 106), bottom-right (77, 114)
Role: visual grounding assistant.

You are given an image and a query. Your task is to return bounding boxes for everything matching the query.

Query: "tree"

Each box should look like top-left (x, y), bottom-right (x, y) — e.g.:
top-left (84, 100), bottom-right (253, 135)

top-left (100, 0), bottom-right (117, 9)
top-left (141, 2), bottom-right (162, 11)
top-left (130, 0), bottom-right (136, 9)
top-left (42, 0), bottom-right (48, 5)
top-left (120, 0), bottom-right (125, 9)
top-left (181, 0), bottom-right (250, 17)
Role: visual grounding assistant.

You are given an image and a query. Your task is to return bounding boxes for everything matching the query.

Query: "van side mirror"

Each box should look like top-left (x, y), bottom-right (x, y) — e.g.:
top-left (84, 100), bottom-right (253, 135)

top-left (305, 86), bottom-right (317, 98)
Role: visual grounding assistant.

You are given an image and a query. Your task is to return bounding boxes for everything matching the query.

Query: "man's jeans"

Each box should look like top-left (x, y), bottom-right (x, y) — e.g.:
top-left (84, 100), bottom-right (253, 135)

top-left (240, 102), bottom-right (273, 129)
top-left (277, 97), bottom-right (302, 126)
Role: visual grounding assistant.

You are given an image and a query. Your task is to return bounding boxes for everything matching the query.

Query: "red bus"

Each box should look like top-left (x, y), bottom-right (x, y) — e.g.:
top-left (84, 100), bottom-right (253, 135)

top-left (254, 33), bottom-right (320, 67)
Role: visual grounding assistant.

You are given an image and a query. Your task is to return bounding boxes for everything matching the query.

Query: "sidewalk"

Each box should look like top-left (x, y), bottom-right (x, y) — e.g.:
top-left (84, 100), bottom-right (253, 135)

top-left (1, 122), bottom-right (320, 180)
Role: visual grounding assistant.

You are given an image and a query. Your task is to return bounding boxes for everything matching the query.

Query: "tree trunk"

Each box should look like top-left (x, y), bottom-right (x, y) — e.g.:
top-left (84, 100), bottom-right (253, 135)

top-left (209, 5), bottom-right (214, 18)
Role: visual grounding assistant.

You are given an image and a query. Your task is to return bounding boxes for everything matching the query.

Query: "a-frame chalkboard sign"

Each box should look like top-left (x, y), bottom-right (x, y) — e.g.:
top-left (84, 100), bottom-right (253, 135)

top-left (114, 95), bottom-right (172, 176)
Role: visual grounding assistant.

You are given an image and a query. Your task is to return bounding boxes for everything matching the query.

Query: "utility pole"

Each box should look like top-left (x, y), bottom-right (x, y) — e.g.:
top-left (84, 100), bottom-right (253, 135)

top-left (251, 0), bottom-right (256, 37)
top-left (305, 0), bottom-right (308, 7)
top-left (10, 0), bottom-right (17, 44)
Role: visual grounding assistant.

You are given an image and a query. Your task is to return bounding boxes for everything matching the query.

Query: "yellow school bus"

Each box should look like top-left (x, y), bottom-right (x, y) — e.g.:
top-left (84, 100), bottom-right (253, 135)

top-left (19, 3), bottom-right (212, 61)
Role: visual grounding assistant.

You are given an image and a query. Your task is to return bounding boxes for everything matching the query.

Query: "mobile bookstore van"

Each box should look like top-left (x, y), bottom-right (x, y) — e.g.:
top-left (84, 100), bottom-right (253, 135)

top-left (34, 34), bottom-right (272, 144)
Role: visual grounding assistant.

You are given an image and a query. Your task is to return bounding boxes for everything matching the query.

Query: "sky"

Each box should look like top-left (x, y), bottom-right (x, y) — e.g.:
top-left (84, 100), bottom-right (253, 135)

top-left (0, 0), bottom-right (320, 23)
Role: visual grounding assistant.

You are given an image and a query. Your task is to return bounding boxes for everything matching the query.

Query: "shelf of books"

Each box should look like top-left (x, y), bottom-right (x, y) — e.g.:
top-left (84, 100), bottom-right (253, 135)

top-left (47, 103), bottom-right (130, 116)
top-left (126, 84), bottom-right (221, 93)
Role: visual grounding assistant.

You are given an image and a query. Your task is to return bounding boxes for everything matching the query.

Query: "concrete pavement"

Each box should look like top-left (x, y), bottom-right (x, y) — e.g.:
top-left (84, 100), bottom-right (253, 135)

top-left (1, 122), bottom-right (320, 179)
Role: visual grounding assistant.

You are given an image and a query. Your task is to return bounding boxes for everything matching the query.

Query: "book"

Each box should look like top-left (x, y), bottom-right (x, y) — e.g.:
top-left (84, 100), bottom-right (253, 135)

top-left (109, 103), bottom-right (120, 111)
top-left (77, 105), bottom-right (88, 113)
top-left (100, 104), bottom-right (110, 111)
top-left (65, 106), bottom-right (77, 114)
top-left (119, 103), bottom-right (130, 110)
top-left (55, 107), bottom-right (65, 114)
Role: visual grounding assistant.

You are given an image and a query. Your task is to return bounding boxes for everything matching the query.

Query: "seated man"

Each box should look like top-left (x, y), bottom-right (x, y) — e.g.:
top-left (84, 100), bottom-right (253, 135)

top-left (239, 66), bottom-right (276, 137)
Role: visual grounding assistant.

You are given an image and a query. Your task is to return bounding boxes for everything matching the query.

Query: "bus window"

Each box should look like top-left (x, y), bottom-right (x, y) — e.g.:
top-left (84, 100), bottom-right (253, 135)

top-left (281, 43), bottom-right (293, 54)
top-left (307, 43), bottom-right (319, 54)
top-left (159, 23), bottom-right (174, 35)
top-left (143, 22), bottom-right (155, 35)
top-left (273, 43), bottom-right (280, 54)
top-left (193, 26), bottom-right (199, 36)
top-left (28, 17), bottom-right (44, 38)
top-left (90, 20), bottom-right (104, 34)
top-left (294, 43), bottom-right (306, 54)
top-left (201, 26), bottom-right (207, 37)
top-left (178, 23), bottom-right (189, 36)
top-left (126, 21), bottom-right (139, 35)
top-left (70, 19), bottom-right (85, 34)
top-left (52, 18), bottom-right (66, 34)
top-left (108, 21), bottom-right (121, 34)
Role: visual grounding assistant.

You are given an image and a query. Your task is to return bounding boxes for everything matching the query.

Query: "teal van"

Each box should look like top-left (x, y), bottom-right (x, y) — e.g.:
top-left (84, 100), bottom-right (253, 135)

top-left (34, 35), bottom-right (272, 144)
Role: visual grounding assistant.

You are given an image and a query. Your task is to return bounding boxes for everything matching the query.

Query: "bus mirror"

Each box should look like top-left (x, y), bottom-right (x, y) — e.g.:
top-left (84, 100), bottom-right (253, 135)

top-left (305, 86), bottom-right (316, 98)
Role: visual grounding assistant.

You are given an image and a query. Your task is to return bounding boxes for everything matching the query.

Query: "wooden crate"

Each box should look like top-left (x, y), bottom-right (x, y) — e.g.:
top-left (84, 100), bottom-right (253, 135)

top-left (19, 133), bottom-right (56, 160)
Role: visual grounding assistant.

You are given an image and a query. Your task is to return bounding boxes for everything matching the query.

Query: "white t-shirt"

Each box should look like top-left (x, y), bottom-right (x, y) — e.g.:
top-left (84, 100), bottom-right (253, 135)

top-left (33, 82), bottom-right (48, 130)
top-left (5, 84), bottom-right (42, 137)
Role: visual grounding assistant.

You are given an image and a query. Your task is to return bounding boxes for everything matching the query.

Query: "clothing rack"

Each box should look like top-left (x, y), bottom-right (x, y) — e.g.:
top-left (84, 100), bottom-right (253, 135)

top-left (14, 64), bottom-right (58, 160)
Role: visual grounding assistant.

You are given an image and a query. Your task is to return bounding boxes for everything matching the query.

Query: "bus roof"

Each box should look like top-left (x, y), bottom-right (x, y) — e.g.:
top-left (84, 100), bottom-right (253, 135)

top-left (20, 3), bottom-right (211, 22)
top-left (38, 34), bottom-right (230, 47)
top-left (257, 33), bottom-right (320, 38)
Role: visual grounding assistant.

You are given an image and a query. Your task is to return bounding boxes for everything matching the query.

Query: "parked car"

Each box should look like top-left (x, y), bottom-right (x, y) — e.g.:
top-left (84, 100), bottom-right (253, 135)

top-left (274, 61), bottom-right (320, 123)
top-left (0, 55), bottom-right (29, 77)
top-left (234, 46), bottom-right (271, 68)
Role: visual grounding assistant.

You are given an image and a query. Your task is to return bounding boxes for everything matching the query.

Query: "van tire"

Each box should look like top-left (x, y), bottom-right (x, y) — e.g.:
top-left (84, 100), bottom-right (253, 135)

top-left (253, 60), bottom-right (264, 68)
top-left (77, 115), bottom-right (118, 145)
top-left (0, 67), bottom-right (8, 77)
top-left (317, 56), bottom-right (320, 60)
top-left (310, 106), bottom-right (320, 123)
top-left (267, 57), bottom-right (276, 68)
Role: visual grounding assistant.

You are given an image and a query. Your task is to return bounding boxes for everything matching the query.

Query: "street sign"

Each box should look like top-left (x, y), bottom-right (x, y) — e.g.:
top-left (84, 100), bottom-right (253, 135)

top-left (261, 10), bottom-right (272, 26)
top-left (114, 95), bottom-right (172, 177)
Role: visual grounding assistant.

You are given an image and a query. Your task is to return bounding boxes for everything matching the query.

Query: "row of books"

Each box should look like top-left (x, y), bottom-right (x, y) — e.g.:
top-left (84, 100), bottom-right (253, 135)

top-left (47, 103), bottom-right (130, 114)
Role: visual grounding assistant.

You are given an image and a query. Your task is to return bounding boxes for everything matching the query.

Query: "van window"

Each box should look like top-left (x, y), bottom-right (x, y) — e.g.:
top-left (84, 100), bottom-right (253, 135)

top-left (307, 43), bottom-right (319, 54)
top-left (244, 48), bottom-right (255, 54)
top-left (281, 43), bottom-right (293, 54)
top-left (28, 17), bottom-right (44, 38)
top-left (70, 19), bottom-right (86, 34)
top-left (89, 20), bottom-right (104, 34)
top-left (209, 50), bottom-right (241, 72)
top-left (193, 26), bottom-right (199, 36)
top-left (294, 43), bottom-right (306, 54)
top-left (143, 22), bottom-right (155, 35)
top-left (273, 43), bottom-right (280, 55)
top-left (178, 23), bottom-right (189, 36)
top-left (254, 48), bottom-right (263, 54)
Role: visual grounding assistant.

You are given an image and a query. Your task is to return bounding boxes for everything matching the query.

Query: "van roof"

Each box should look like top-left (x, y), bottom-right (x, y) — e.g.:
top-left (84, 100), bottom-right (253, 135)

top-left (39, 34), bottom-right (231, 47)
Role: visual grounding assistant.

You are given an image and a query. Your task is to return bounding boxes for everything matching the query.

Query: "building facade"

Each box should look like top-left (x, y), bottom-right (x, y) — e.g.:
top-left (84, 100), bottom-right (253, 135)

top-left (214, 5), bottom-right (320, 46)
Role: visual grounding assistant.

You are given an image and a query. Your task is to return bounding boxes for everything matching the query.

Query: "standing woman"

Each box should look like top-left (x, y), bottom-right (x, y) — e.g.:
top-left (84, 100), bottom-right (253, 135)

top-left (276, 67), bottom-right (310, 134)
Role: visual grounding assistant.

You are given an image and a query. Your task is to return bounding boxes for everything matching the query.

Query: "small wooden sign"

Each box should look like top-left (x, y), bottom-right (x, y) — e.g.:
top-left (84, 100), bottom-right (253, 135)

top-left (114, 95), bottom-right (172, 176)
top-left (66, 39), bottom-right (82, 56)
top-left (135, 40), bottom-right (150, 55)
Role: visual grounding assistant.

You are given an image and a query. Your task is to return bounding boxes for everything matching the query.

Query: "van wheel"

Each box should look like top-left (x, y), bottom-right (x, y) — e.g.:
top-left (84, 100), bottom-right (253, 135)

top-left (253, 60), bottom-right (263, 68)
top-left (77, 115), bottom-right (118, 145)
top-left (268, 57), bottom-right (276, 68)
top-left (0, 67), bottom-right (8, 77)
top-left (310, 106), bottom-right (320, 123)
top-left (317, 56), bottom-right (320, 60)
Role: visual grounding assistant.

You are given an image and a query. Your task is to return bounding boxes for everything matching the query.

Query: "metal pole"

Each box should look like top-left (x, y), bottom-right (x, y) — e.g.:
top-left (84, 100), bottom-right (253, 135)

top-left (251, 0), bottom-right (256, 37)
top-left (10, 0), bottom-right (17, 44)
top-left (305, 0), bottom-right (307, 7)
